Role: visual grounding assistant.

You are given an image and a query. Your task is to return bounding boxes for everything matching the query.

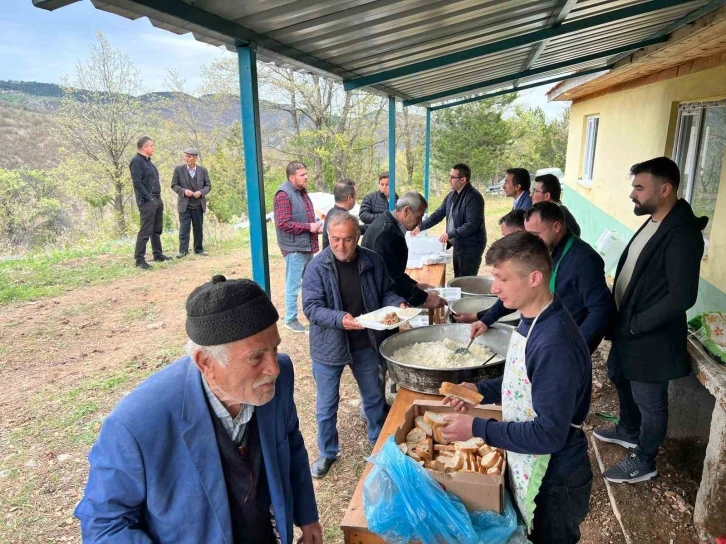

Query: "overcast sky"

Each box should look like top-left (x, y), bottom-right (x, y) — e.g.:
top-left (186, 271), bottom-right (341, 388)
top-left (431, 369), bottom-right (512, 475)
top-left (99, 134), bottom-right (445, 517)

top-left (2, 0), bottom-right (568, 118)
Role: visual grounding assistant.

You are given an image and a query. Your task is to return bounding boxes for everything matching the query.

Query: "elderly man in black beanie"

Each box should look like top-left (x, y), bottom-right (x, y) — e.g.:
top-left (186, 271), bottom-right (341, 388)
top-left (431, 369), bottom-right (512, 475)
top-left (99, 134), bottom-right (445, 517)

top-left (75, 276), bottom-right (322, 544)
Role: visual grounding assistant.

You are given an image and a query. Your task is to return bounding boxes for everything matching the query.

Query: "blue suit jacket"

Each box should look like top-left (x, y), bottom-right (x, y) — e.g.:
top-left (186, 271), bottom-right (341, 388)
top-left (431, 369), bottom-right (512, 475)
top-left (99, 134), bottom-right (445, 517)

top-left (75, 354), bottom-right (318, 543)
top-left (513, 191), bottom-right (533, 211)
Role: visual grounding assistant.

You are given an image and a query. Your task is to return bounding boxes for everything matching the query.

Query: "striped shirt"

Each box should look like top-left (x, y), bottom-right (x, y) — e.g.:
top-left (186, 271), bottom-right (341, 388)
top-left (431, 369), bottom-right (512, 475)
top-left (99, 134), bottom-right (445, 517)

top-left (201, 376), bottom-right (254, 446)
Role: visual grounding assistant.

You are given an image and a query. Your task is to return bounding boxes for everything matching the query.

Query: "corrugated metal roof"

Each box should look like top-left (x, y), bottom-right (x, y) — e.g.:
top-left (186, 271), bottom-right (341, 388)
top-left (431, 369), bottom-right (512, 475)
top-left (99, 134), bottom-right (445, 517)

top-left (58, 0), bottom-right (721, 106)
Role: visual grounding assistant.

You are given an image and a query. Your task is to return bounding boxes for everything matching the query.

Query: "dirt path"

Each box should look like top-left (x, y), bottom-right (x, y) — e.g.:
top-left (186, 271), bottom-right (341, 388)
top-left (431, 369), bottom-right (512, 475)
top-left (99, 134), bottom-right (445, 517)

top-left (1, 242), bottom-right (700, 543)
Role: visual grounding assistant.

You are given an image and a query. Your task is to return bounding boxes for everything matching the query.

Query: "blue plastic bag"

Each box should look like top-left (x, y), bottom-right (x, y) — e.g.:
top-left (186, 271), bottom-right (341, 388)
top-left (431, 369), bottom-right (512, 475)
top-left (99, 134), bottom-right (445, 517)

top-left (363, 437), bottom-right (522, 544)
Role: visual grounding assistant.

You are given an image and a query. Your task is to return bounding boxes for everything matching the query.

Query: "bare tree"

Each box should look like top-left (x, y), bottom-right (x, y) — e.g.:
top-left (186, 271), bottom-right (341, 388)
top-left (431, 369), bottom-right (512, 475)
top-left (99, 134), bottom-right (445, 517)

top-left (55, 33), bottom-right (146, 234)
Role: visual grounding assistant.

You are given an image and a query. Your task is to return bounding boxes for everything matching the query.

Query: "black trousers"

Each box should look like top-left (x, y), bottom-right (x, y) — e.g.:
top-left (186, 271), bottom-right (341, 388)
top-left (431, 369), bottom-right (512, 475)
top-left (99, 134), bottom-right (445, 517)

top-left (134, 197), bottom-right (163, 263)
top-left (530, 462), bottom-right (593, 544)
top-left (179, 207), bottom-right (204, 254)
top-left (607, 351), bottom-right (669, 464)
top-left (453, 251), bottom-right (483, 277)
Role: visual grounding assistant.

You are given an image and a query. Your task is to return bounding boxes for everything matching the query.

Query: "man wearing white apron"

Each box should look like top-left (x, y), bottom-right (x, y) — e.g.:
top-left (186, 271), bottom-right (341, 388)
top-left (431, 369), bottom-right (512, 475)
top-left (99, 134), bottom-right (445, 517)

top-left (442, 232), bottom-right (593, 543)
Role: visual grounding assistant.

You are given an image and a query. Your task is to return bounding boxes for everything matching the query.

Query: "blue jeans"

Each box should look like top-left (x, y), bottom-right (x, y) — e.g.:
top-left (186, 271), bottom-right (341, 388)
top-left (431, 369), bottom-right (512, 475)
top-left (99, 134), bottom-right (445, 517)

top-left (608, 353), bottom-right (669, 464)
top-left (312, 347), bottom-right (386, 459)
top-left (284, 252), bottom-right (313, 323)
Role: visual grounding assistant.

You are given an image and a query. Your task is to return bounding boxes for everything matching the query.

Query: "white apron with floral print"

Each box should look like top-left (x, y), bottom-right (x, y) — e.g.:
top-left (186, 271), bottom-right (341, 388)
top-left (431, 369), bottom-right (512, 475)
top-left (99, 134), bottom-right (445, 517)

top-left (501, 304), bottom-right (551, 533)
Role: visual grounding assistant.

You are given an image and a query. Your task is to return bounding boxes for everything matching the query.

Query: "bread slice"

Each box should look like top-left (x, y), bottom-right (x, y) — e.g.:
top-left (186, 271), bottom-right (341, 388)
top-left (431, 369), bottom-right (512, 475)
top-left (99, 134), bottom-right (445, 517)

top-left (439, 382), bottom-right (484, 405)
top-left (486, 466), bottom-right (501, 475)
top-left (455, 438), bottom-right (481, 453)
top-left (472, 438), bottom-right (485, 447)
top-left (407, 450), bottom-right (422, 462)
top-left (398, 442), bottom-right (408, 455)
top-left (432, 425), bottom-right (450, 445)
top-left (406, 427), bottom-right (427, 444)
top-left (414, 447), bottom-right (432, 461)
top-left (423, 411), bottom-right (448, 427)
top-left (478, 444), bottom-right (492, 457)
top-left (443, 452), bottom-right (465, 472)
top-left (415, 416), bottom-right (433, 437)
top-left (480, 451), bottom-right (499, 469)
top-left (434, 444), bottom-right (456, 451)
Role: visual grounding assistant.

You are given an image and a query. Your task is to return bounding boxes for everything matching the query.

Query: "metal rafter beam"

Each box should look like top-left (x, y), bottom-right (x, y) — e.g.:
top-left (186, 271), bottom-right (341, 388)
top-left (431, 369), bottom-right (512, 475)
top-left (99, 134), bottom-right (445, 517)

top-left (32, 0), bottom-right (81, 9)
top-left (402, 36), bottom-right (666, 107)
top-left (513, 0), bottom-right (578, 88)
top-left (428, 66), bottom-right (609, 111)
top-left (343, 0), bottom-right (690, 91)
top-left (83, 0), bottom-right (412, 99)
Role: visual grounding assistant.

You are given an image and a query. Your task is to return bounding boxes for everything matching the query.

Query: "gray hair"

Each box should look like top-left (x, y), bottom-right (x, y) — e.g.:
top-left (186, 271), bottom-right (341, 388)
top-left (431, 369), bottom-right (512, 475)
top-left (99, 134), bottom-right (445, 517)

top-left (395, 191), bottom-right (427, 212)
top-left (327, 210), bottom-right (360, 233)
top-left (185, 339), bottom-right (231, 367)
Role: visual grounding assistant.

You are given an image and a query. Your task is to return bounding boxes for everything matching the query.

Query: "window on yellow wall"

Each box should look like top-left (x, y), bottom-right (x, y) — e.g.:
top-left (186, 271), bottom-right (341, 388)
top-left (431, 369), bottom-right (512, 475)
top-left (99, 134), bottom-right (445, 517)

top-left (583, 115), bottom-right (599, 182)
top-left (673, 101), bottom-right (726, 242)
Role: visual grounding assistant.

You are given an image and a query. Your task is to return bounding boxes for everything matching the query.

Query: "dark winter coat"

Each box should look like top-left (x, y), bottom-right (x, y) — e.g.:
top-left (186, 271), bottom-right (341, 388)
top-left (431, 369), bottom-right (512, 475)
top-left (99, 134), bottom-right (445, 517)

top-left (359, 191), bottom-right (398, 225)
top-left (609, 199), bottom-right (707, 382)
top-left (361, 211), bottom-right (428, 307)
top-left (421, 182), bottom-right (486, 256)
top-left (302, 246), bottom-right (405, 366)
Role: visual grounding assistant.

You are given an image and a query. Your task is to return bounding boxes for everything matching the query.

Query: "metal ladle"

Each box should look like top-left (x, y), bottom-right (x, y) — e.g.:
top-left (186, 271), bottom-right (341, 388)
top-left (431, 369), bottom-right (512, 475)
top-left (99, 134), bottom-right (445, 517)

top-left (455, 337), bottom-right (475, 355)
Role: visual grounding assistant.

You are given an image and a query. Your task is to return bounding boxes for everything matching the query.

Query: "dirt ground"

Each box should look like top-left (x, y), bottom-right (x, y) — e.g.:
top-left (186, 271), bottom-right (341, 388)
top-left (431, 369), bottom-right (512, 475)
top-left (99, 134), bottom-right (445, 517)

top-left (0, 238), bottom-right (707, 543)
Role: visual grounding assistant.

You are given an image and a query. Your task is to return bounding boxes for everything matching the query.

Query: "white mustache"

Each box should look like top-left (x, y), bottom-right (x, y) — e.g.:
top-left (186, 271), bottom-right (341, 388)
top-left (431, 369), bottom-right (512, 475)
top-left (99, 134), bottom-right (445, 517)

top-left (254, 376), bottom-right (277, 388)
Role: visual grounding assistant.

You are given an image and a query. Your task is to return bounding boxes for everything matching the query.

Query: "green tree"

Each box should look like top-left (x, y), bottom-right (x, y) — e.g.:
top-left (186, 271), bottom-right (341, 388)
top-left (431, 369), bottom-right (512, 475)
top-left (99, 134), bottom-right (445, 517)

top-left (55, 33), bottom-right (148, 235)
top-left (507, 105), bottom-right (570, 173)
top-left (432, 95), bottom-right (516, 190)
top-left (0, 168), bottom-right (65, 249)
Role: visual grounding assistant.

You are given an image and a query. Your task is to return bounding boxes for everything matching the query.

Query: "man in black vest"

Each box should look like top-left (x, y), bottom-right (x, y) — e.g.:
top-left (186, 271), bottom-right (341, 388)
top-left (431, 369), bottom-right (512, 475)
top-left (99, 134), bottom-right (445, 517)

top-left (595, 157), bottom-right (707, 484)
top-left (171, 147), bottom-right (212, 258)
top-left (359, 171), bottom-right (398, 226)
top-left (130, 136), bottom-right (170, 269)
top-left (413, 163), bottom-right (486, 278)
top-left (362, 191), bottom-right (445, 309)
top-left (274, 161), bottom-right (321, 333)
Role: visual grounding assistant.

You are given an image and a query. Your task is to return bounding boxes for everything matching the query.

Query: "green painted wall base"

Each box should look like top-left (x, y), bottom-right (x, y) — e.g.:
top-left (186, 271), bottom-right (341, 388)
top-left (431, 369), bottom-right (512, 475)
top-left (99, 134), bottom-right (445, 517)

top-left (563, 188), bottom-right (726, 318)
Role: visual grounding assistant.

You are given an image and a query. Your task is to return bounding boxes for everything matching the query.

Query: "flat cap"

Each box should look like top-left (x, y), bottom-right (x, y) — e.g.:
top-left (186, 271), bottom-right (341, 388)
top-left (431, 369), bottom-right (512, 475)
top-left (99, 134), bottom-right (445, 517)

top-left (183, 147), bottom-right (199, 156)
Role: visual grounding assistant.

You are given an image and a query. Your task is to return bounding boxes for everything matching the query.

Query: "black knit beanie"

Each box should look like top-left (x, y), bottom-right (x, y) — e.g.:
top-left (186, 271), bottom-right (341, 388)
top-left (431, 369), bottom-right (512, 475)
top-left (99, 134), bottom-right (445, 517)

top-left (186, 275), bottom-right (279, 346)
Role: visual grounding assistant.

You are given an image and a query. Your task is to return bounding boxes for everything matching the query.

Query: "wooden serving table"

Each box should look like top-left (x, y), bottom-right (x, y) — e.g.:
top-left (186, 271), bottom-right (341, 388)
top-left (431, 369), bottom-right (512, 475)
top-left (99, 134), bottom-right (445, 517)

top-left (340, 387), bottom-right (440, 543)
top-left (404, 263), bottom-right (447, 325)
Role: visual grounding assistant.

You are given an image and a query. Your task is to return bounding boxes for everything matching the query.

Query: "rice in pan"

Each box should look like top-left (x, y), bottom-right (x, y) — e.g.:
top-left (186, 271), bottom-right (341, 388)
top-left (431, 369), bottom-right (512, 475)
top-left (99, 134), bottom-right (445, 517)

top-left (391, 338), bottom-right (495, 369)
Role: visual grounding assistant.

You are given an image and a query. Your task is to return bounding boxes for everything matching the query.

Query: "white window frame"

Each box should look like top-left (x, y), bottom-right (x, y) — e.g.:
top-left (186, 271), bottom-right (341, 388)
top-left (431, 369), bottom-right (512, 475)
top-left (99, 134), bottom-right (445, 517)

top-left (582, 115), bottom-right (599, 184)
top-left (672, 99), bottom-right (726, 256)
top-left (672, 100), bottom-right (726, 201)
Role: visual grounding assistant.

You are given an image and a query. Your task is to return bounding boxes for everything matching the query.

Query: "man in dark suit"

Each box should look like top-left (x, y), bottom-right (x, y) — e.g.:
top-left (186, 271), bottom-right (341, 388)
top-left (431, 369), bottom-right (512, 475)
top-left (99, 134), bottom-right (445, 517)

top-left (504, 168), bottom-right (533, 211)
top-left (532, 173), bottom-right (581, 236)
top-left (362, 191), bottom-right (445, 309)
top-left (171, 147), bottom-right (212, 258)
top-left (413, 163), bottom-right (486, 277)
top-left (130, 136), bottom-right (170, 269)
top-left (594, 157), bottom-right (707, 484)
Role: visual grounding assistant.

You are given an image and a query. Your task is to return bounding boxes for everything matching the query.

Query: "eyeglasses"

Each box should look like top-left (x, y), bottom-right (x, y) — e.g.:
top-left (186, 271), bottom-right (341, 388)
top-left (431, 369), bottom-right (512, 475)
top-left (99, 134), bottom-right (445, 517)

top-left (449, 175), bottom-right (464, 180)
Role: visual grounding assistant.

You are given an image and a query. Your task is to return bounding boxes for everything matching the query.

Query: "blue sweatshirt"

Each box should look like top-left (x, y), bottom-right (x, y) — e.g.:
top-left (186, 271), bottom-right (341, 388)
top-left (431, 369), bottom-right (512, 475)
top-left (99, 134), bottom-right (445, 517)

top-left (477, 231), bottom-right (613, 353)
top-left (473, 297), bottom-right (592, 479)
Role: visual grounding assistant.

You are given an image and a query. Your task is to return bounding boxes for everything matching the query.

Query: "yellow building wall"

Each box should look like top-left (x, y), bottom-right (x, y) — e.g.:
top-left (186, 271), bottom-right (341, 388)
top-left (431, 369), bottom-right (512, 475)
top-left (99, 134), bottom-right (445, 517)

top-left (563, 63), bottom-right (726, 293)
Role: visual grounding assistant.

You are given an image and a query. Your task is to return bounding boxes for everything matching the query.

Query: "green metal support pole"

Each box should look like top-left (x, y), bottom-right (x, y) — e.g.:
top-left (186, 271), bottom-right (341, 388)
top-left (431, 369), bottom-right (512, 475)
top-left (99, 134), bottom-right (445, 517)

top-left (237, 44), bottom-right (270, 295)
top-left (388, 96), bottom-right (396, 211)
top-left (424, 108), bottom-right (431, 203)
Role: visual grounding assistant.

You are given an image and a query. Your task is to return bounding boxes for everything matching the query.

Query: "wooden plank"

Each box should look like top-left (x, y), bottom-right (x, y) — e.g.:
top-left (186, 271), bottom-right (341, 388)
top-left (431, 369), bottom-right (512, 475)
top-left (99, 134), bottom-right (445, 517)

top-left (405, 263), bottom-right (446, 288)
top-left (340, 387), bottom-right (441, 539)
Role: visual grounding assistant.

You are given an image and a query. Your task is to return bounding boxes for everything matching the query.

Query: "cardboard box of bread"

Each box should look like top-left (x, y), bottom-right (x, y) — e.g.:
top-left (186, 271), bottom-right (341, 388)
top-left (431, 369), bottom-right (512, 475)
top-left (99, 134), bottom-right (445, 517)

top-left (393, 394), bottom-right (506, 514)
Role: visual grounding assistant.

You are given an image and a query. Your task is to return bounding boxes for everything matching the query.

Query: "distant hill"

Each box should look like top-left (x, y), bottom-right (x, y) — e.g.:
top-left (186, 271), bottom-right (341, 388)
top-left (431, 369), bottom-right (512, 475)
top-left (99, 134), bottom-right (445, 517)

top-left (0, 80), bottom-right (298, 170)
